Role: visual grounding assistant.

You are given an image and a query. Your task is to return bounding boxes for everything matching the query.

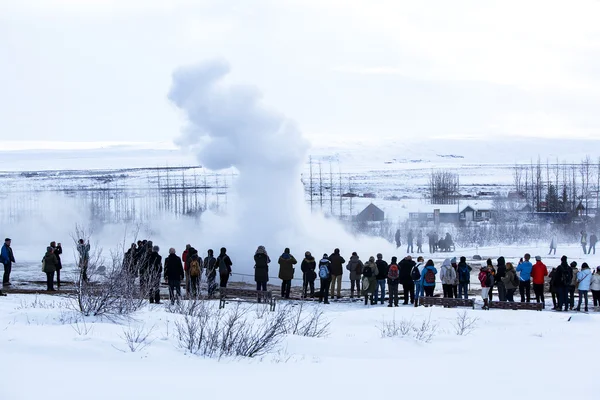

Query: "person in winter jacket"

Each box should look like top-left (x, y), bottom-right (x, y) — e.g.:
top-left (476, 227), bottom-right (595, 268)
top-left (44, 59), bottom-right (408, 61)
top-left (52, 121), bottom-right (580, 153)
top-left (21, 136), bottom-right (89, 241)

top-left (451, 257), bottom-right (459, 298)
top-left (278, 248), bottom-right (297, 299)
top-left (501, 262), bottom-right (519, 302)
top-left (485, 259), bottom-right (496, 301)
top-left (50, 241), bottom-right (62, 288)
top-left (590, 267), bottom-right (600, 310)
top-left (589, 234), bottom-right (598, 255)
top-left (254, 246), bottom-right (271, 294)
top-left (346, 252), bottom-right (364, 299)
top-left (328, 249), bottom-right (345, 300)
top-left (569, 261), bottom-right (579, 310)
top-left (164, 248), bottom-right (184, 304)
top-left (204, 249), bottom-right (217, 297)
top-left (300, 251), bottom-right (317, 298)
top-left (420, 260), bottom-right (438, 298)
top-left (427, 231), bottom-right (436, 254)
top-left (188, 253), bottom-right (202, 298)
top-left (1, 238), bottom-right (16, 286)
top-left (216, 248), bottom-right (233, 289)
top-left (318, 254), bottom-right (332, 304)
top-left (580, 230), bottom-right (587, 254)
top-left (42, 246), bottom-right (58, 291)
top-left (387, 256), bottom-right (400, 307)
top-left (413, 256), bottom-right (425, 306)
top-left (457, 257), bottom-right (472, 300)
top-left (576, 263), bottom-right (592, 312)
top-left (553, 256), bottom-right (573, 311)
top-left (77, 239), bottom-right (90, 283)
top-left (479, 265), bottom-right (494, 310)
top-left (416, 230), bottom-right (423, 253)
top-left (549, 235), bottom-right (557, 255)
top-left (374, 253), bottom-right (389, 304)
top-left (399, 255), bottom-right (416, 304)
top-left (516, 254), bottom-right (533, 303)
top-left (531, 256), bottom-right (548, 308)
top-left (549, 267), bottom-right (558, 308)
top-left (495, 256), bottom-right (507, 301)
top-left (361, 256), bottom-right (379, 305)
top-left (395, 229), bottom-right (401, 248)
top-left (440, 258), bottom-right (456, 298)
top-left (406, 230), bottom-right (414, 253)
top-left (144, 246), bottom-right (162, 304)
top-left (182, 244), bottom-right (191, 293)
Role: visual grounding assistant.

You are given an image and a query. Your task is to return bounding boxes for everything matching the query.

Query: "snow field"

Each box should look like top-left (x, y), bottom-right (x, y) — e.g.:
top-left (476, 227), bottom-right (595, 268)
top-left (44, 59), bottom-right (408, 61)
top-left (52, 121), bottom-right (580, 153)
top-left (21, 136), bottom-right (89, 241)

top-left (0, 293), bottom-right (598, 400)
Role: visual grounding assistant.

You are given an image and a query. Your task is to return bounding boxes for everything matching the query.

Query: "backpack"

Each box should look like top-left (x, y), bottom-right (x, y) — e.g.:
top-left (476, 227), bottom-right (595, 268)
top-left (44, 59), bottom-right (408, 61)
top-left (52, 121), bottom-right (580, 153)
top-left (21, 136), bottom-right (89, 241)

top-left (363, 265), bottom-right (373, 278)
top-left (511, 271), bottom-right (519, 287)
top-left (319, 263), bottom-right (330, 279)
top-left (410, 266), bottom-right (421, 281)
top-left (424, 269), bottom-right (435, 284)
top-left (478, 271), bottom-right (487, 286)
top-left (388, 264), bottom-right (400, 280)
top-left (459, 265), bottom-right (470, 283)
top-left (190, 260), bottom-right (200, 278)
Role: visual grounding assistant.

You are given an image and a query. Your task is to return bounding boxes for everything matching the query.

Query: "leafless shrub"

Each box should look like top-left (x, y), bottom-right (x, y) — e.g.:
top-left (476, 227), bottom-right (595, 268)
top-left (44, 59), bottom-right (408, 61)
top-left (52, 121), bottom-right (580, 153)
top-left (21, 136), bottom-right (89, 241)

top-left (116, 323), bottom-right (155, 352)
top-left (378, 314), bottom-right (414, 338)
top-left (283, 303), bottom-right (330, 338)
top-left (173, 299), bottom-right (287, 358)
top-left (71, 318), bottom-right (93, 336)
top-left (452, 311), bottom-right (479, 336)
top-left (412, 314), bottom-right (438, 343)
top-left (255, 303), bottom-right (269, 319)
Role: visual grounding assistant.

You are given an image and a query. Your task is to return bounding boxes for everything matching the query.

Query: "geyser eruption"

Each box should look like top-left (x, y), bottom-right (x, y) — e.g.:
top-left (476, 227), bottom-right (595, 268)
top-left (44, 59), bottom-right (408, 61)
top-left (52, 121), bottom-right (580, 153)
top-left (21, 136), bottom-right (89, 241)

top-left (169, 60), bottom-right (395, 275)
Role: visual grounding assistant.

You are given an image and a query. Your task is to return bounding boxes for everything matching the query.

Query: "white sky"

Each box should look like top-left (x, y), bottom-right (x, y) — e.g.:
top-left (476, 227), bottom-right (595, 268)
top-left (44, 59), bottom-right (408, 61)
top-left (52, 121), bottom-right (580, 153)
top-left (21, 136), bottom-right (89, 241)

top-left (1, 0), bottom-right (600, 143)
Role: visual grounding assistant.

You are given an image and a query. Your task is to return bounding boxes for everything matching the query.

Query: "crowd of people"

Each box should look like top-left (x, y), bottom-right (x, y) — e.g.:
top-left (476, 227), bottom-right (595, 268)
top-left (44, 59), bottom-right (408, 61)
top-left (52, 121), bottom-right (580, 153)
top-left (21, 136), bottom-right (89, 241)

top-left (2, 237), bottom-right (600, 312)
top-left (395, 229), bottom-right (454, 254)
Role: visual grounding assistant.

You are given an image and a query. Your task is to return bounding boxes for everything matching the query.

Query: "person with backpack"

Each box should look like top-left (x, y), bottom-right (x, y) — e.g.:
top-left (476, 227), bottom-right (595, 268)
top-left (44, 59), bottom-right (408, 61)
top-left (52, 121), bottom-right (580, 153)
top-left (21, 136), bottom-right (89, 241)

top-left (516, 254), bottom-right (533, 303)
top-left (553, 256), bottom-right (573, 312)
top-left (495, 256), bottom-right (507, 302)
top-left (501, 262), bottom-right (519, 302)
top-left (188, 253), bottom-right (202, 298)
top-left (440, 258), bottom-right (456, 298)
top-left (328, 249), bottom-right (345, 300)
top-left (420, 260), bottom-right (437, 298)
top-left (278, 248), bottom-right (297, 299)
top-left (569, 261), bottom-right (579, 310)
top-left (387, 256), bottom-right (400, 307)
top-left (457, 257), bottom-right (472, 300)
top-left (361, 256), bottom-right (379, 305)
top-left (164, 248), bottom-right (185, 305)
top-left (590, 267), bottom-right (600, 311)
top-left (254, 246), bottom-right (271, 295)
top-left (318, 254), bottom-right (332, 304)
top-left (413, 256), bottom-right (424, 307)
top-left (399, 255), bottom-right (416, 304)
top-left (374, 253), bottom-right (389, 304)
top-left (42, 246), bottom-right (58, 292)
top-left (300, 251), bottom-right (317, 298)
top-left (216, 247), bottom-right (233, 290)
top-left (479, 265), bottom-right (494, 310)
top-left (589, 233), bottom-right (598, 255)
top-left (204, 249), bottom-right (217, 297)
top-left (346, 252), bottom-right (364, 299)
top-left (531, 256), bottom-right (548, 308)
top-left (576, 263), bottom-right (592, 312)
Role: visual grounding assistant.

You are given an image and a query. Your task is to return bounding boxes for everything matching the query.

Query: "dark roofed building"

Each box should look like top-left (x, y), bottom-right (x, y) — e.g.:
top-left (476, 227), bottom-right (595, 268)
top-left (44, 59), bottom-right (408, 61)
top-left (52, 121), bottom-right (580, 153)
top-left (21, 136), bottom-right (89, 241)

top-left (356, 203), bottom-right (385, 222)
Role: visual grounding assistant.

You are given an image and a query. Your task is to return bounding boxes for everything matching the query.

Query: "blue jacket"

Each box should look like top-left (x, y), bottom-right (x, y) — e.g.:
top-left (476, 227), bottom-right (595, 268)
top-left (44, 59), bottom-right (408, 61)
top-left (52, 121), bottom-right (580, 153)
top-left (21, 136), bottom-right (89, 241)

top-left (420, 265), bottom-right (438, 287)
top-left (577, 269), bottom-right (592, 291)
top-left (1, 244), bottom-right (14, 266)
top-left (516, 261), bottom-right (533, 281)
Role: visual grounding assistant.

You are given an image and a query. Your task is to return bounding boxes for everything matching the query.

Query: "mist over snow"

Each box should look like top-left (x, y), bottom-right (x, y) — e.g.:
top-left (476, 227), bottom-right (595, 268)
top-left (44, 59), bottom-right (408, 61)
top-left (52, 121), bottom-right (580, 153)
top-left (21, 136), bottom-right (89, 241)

top-left (168, 59), bottom-right (396, 271)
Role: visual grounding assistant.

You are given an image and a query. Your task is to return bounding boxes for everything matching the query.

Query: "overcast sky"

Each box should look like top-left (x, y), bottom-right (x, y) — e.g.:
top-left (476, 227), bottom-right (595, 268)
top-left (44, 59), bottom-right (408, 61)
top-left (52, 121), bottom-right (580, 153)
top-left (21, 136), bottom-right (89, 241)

top-left (1, 0), bottom-right (600, 144)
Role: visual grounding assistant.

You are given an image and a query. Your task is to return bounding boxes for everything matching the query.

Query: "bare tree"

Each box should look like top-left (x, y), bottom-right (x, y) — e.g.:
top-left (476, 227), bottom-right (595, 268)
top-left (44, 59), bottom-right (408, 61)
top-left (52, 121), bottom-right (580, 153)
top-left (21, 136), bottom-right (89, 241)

top-left (428, 171), bottom-right (460, 205)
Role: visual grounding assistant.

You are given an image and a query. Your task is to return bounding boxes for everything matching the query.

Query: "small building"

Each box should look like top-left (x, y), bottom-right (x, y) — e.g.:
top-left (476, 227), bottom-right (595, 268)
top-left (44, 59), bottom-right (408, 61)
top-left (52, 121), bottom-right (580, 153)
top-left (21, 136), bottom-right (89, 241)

top-left (356, 203), bottom-right (385, 222)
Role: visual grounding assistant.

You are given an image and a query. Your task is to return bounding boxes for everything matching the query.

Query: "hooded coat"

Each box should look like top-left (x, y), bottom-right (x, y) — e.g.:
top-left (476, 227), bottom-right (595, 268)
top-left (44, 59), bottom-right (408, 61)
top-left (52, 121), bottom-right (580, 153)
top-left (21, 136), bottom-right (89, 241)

top-left (328, 250), bottom-right (345, 276)
top-left (278, 252), bottom-right (298, 281)
top-left (553, 261), bottom-right (572, 288)
top-left (254, 252), bottom-right (271, 283)
top-left (502, 267), bottom-right (519, 290)
top-left (590, 272), bottom-right (600, 291)
top-left (577, 269), bottom-right (592, 291)
top-left (164, 253), bottom-right (184, 281)
top-left (440, 258), bottom-right (457, 285)
top-left (346, 255), bottom-right (364, 281)
top-left (361, 259), bottom-right (379, 295)
top-left (420, 264), bottom-right (438, 287)
top-left (43, 251), bottom-right (58, 273)
top-left (496, 257), bottom-right (506, 283)
top-left (398, 258), bottom-right (416, 284)
top-left (375, 259), bottom-right (389, 280)
top-left (301, 256), bottom-right (317, 281)
top-left (531, 260), bottom-right (548, 285)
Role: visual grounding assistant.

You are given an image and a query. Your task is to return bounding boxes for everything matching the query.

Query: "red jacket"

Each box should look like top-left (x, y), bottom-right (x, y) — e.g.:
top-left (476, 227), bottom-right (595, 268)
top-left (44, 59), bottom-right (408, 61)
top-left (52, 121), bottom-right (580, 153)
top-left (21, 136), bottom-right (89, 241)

top-left (531, 261), bottom-right (548, 284)
top-left (182, 250), bottom-right (189, 272)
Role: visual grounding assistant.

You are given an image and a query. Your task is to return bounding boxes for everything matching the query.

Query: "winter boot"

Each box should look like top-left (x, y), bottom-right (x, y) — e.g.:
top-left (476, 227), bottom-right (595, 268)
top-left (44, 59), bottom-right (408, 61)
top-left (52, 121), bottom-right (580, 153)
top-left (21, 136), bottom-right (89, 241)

top-left (364, 295), bottom-right (368, 305)
top-left (482, 299), bottom-right (489, 310)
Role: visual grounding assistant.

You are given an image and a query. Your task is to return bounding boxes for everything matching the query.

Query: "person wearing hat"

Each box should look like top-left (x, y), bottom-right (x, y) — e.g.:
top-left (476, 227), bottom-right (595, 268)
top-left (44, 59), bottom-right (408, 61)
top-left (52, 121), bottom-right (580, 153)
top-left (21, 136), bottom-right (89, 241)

top-left (553, 256), bottom-right (572, 311)
top-left (450, 257), bottom-right (459, 298)
top-left (300, 251), bottom-right (317, 299)
top-left (590, 267), bottom-right (600, 311)
top-left (42, 246), bottom-right (58, 292)
top-left (278, 248), bottom-right (297, 299)
top-left (1, 238), bottom-right (15, 286)
top-left (568, 261), bottom-right (579, 310)
top-left (346, 252), bottom-right (364, 299)
top-left (531, 256), bottom-right (548, 308)
top-left (374, 253), bottom-right (389, 304)
top-left (318, 254), bottom-right (332, 304)
top-left (496, 256), bottom-right (507, 301)
top-left (361, 256), bottom-right (379, 305)
top-left (478, 264), bottom-right (494, 310)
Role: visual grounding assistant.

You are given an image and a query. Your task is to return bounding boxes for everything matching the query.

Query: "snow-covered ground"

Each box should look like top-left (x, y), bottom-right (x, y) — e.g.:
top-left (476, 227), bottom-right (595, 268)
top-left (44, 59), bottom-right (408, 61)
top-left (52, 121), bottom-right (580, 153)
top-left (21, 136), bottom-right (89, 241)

top-left (1, 292), bottom-right (598, 400)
